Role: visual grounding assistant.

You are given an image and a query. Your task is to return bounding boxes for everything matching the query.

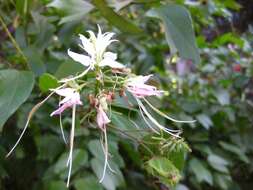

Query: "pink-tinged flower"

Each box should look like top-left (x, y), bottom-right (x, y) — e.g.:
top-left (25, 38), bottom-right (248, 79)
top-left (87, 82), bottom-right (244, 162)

top-left (50, 88), bottom-right (83, 116)
top-left (96, 105), bottom-right (111, 130)
top-left (126, 75), bottom-right (164, 98)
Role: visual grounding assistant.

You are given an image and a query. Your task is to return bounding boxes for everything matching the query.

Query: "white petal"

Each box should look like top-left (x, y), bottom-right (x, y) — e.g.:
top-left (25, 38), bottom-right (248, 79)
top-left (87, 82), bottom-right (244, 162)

top-left (59, 96), bottom-right (72, 105)
top-left (97, 24), bottom-right (103, 39)
top-left (54, 88), bottom-right (75, 97)
top-left (127, 75), bottom-right (152, 85)
top-left (99, 58), bottom-right (125, 68)
top-left (104, 52), bottom-right (117, 60)
top-left (68, 49), bottom-right (91, 66)
top-left (79, 34), bottom-right (95, 57)
top-left (87, 30), bottom-right (96, 43)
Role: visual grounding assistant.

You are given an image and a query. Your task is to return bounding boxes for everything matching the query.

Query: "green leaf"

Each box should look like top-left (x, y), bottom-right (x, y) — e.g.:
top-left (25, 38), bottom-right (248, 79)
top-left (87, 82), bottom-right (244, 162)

top-left (74, 176), bottom-right (103, 190)
top-left (189, 158), bottom-right (213, 185)
top-left (46, 180), bottom-right (68, 190)
top-left (214, 173), bottom-right (232, 190)
top-left (47, 0), bottom-right (94, 24)
top-left (207, 155), bottom-right (229, 174)
top-left (219, 141), bottom-right (249, 163)
top-left (23, 46), bottom-right (46, 76)
top-left (212, 33), bottom-right (244, 48)
top-left (88, 139), bottom-right (125, 168)
top-left (147, 157), bottom-right (181, 185)
top-left (168, 150), bottom-right (186, 171)
top-left (147, 4), bottom-right (200, 64)
top-left (196, 114), bottom-right (213, 129)
top-left (31, 12), bottom-right (56, 50)
top-left (55, 60), bottom-right (84, 79)
top-left (54, 149), bottom-right (88, 178)
top-left (16, 0), bottom-right (32, 17)
top-left (108, 0), bottom-right (133, 12)
top-left (214, 89), bottom-right (230, 105)
top-left (39, 73), bottom-right (59, 93)
top-left (0, 69), bottom-right (34, 130)
top-left (91, 158), bottom-right (125, 190)
top-left (91, 0), bottom-right (142, 34)
top-left (35, 134), bottom-right (64, 162)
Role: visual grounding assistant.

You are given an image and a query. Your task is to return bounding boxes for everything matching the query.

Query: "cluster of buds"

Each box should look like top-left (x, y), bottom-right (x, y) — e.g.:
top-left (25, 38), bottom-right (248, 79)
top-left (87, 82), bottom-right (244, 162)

top-left (6, 25), bottom-right (195, 187)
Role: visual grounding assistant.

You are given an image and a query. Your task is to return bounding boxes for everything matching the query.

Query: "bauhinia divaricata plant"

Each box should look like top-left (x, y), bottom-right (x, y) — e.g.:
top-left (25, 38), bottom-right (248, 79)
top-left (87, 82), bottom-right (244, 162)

top-left (6, 25), bottom-right (195, 187)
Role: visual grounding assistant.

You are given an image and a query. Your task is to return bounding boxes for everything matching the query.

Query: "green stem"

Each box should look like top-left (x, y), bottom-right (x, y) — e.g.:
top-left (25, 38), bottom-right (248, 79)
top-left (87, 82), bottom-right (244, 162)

top-left (0, 15), bottom-right (29, 69)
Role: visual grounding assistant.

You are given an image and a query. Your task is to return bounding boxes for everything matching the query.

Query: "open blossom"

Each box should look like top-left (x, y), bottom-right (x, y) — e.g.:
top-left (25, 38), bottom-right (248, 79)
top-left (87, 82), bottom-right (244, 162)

top-left (126, 75), bottom-right (164, 98)
top-left (68, 25), bottom-right (125, 70)
top-left (50, 88), bottom-right (83, 116)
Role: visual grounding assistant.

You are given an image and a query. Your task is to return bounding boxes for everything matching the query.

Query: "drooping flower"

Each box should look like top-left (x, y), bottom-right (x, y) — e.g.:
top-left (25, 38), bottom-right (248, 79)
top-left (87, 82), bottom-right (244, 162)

top-left (125, 74), bottom-right (195, 137)
top-left (126, 74), bottom-right (164, 98)
top-left (49, 87), bottom-right (83, 187)
top-left (62, 25), bottom-right (125, 83)
top-left (96, 105), bottom-right (111, 130)
top-left (50, 88), bottom-right (83, 116)
top-left (95, 97), bottom-right (112, 183)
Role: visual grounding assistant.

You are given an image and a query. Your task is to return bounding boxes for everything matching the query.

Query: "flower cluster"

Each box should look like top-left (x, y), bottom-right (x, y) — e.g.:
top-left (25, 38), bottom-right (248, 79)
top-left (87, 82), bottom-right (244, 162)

top-left (6, 25), bottom-right (195, 187)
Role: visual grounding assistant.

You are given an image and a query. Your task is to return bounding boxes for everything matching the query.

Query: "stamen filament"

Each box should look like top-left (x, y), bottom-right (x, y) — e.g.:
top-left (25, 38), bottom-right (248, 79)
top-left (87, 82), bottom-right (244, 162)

top-left (143, 98), bottom-right (196, 124)
top-left (60, 113), bottom-right (67, 144)
top-left (66, 104), bottom-right (76, 187)
top-left (60, 66), bottom-right (91, 83)
top-left (136, 98), bottom-right (180, 138)
top-left (138, 103), bottom-right (160, 134)
top-left (99, 128), bottom-right (108, 183)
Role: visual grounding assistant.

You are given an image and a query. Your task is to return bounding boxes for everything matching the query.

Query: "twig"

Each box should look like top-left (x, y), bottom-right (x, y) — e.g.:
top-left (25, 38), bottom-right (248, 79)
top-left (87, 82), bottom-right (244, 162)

top-left (0, 15), bottom-right (29, 69)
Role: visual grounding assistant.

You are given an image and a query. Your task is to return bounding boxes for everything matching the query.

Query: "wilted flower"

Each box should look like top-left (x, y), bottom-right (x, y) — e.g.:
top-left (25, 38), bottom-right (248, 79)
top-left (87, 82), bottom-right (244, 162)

top-left (126, 74), bottom-right (164, 98)
top-left (50, 88), bottom-right (83, 116)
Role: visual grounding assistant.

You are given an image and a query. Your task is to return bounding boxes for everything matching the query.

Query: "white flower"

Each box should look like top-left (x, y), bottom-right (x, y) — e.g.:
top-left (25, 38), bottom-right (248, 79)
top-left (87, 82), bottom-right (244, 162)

top-left (63, 25), bottom-right (125, 83)
top-left (61, 26), bottom-right (125, 83)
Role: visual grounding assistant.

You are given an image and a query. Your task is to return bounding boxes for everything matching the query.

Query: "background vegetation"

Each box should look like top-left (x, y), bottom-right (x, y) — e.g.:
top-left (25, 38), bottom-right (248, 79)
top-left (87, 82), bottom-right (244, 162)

top-left (0, 0), bottom-right (253, 190)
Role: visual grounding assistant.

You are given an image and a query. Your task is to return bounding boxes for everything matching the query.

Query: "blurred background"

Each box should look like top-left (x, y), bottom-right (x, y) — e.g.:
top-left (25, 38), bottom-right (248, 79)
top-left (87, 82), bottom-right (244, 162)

top-left (0, 0), bottom-right (253, 190)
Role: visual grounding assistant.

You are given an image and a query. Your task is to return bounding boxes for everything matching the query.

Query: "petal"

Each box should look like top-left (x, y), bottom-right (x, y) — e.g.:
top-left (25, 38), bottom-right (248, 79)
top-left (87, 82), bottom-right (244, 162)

top-left (133, 75), bottom-right (152, 84)
top-left (87, 30), bottom-right (96, 42)
top-left (59, 96), bottom-right (72, 105)
top-left (97, 24), bottom-right (103, 39)
top-left (127, 87), bottom-right (163, 98)
top-left (96, 106), bottom-right (110, 129)
top-left (79, 34), bottom-right (95, 57)
top-left (104, 52), bottom-right (117, 60)
top-left (68, 49), bottom-right (91, 66)
top-left (54, 88), bottom-right (75, 97)
top-left (60, 92), bottom-right (83, 105)
top-left (71, 92), bottom-right (83, 105)
top-left (50, 103), bottom-right (70, 116)
top-left (99, 58), bottom-right (125, 68)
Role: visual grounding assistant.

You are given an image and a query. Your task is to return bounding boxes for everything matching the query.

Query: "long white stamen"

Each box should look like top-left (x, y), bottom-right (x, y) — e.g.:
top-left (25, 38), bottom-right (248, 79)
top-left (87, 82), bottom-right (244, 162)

top-left (66, 105), bottom-right (76, 187)
top-left (59, 66), bottom-right (91, 83)
top-left (138, 104), bottom-right (160, 134)
top-left (99, 128), bottom-right (108, 183)
top-left (143, 98), bottom-right (196, 124)
top-left (60, 113), bottom-right (67, 144)
top-left (136, 98), bottom-right (180, 138)
top-left (100, 136), bottom-right (115, 174)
